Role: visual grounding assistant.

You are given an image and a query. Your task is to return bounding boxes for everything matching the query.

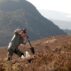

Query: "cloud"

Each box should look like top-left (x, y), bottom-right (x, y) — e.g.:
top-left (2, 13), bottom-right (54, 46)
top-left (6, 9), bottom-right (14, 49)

top-left (66, 14), bottom-right (71, 18)
top-left (27, 0), bottom-right (71, 14)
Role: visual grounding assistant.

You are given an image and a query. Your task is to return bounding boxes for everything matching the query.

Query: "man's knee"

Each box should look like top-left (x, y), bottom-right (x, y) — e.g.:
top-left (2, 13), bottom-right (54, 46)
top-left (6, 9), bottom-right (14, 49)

top-left (7, 52), bottom-right (13, 61)
top-left (7, 49), bottom-right (13, 61)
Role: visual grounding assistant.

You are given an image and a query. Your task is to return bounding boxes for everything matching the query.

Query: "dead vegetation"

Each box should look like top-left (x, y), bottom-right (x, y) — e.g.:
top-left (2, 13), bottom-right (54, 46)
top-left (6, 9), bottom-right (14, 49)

top-left (0, 36), bottom-right (71, 71)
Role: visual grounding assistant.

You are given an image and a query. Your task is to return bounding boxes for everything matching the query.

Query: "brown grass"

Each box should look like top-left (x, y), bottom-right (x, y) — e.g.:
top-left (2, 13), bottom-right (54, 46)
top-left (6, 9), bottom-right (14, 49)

top-left (0, 35), bottom-right (71, 71)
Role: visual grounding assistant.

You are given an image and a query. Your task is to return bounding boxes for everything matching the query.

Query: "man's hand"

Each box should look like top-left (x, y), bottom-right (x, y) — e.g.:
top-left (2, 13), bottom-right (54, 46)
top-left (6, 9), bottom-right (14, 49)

top-left (30, 47), bottom-right (35, 54)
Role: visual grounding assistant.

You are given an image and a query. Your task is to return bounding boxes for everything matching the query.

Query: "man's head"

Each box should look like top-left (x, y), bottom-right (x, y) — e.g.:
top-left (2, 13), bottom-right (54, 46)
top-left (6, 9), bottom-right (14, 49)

top-left (14, 28), bottom-right (27, 38)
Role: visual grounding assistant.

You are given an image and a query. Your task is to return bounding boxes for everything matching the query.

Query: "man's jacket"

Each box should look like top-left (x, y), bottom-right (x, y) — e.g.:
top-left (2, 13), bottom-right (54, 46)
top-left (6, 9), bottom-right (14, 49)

top-left (8, 33), bottom-right (25, 50)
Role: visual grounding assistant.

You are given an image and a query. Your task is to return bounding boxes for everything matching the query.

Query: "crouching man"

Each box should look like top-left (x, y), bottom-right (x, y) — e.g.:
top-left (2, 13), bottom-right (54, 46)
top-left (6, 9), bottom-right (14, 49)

top-left (7, 28), bottom-right (31, 61)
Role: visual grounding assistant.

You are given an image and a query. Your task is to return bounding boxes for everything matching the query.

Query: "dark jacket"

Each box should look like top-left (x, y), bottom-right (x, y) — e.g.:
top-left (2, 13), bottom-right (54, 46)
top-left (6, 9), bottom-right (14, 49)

top-left (8, 33), bottom-right (25, 50)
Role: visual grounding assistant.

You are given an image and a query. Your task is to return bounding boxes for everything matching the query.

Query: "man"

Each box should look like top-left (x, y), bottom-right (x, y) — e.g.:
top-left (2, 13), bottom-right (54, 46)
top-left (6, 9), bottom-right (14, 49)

top-left (7, 28), bottom-right (33, 61)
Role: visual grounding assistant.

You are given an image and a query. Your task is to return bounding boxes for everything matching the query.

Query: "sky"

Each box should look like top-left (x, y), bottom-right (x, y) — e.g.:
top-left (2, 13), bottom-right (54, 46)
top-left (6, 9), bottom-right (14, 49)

top-left (27, 0), bottom-right (71, 29)
top-left (27, 0), bottom-right (71, 14)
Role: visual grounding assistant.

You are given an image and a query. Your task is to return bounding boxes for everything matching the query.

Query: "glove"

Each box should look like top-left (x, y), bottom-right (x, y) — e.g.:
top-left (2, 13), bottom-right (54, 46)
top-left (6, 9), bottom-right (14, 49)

top-left (30, 47), bottom-right (35, 54)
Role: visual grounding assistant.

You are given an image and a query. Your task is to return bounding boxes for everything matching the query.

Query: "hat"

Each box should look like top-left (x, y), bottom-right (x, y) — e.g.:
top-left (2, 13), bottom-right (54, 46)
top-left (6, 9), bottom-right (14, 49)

top-left (14, 28), bottom-right (27, 34)
top-left (14, 28), bottom-right (22, 34)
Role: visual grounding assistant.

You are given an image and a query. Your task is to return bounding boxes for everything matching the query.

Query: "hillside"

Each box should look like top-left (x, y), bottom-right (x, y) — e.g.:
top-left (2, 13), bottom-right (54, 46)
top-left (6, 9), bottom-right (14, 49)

top-left (52, 20), bottom-right (71, 30)
top-left (0, 35), bottom-right (71, 71)
top-left (64, 29), bottom-right (71, 35)
top-left (0, 0), bottom-right (66, 46)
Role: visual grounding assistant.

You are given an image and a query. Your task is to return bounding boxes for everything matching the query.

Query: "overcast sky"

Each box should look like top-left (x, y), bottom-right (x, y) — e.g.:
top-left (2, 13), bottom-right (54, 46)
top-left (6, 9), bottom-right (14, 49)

top-left (27, 0), bottom-right (71, 29)
top-left (27, 0), bottom-right (71, 14)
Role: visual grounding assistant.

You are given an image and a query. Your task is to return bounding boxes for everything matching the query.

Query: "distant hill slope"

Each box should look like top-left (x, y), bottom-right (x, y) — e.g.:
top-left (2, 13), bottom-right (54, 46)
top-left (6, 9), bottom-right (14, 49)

top-left (64, 29), bottom-right (71, 35)
top-left (0, 35), bottom-right (71, 71)
top-left (0, 0), bottom-right (66, 46)
top-left (52, 20), bottom-right (71, 30)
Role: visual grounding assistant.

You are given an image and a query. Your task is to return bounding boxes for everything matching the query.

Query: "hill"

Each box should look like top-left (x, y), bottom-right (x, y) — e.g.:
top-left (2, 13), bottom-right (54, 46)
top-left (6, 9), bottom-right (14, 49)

top-left (52, 20), bottom-right (71, 30)
top-left (0, 0), bottom-right (66, 46)
top-left (0, 35), bottom-right (71, 71)
top-left (64, 29), bottom-right (71, 35)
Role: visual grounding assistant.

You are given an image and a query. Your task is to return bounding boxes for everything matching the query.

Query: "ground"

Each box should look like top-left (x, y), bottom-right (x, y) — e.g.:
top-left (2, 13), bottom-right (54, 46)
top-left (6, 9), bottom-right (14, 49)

top-left (0, 35), bottom-right (71, 71)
